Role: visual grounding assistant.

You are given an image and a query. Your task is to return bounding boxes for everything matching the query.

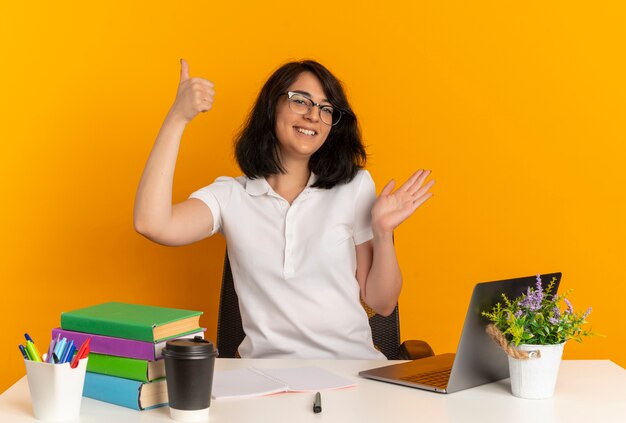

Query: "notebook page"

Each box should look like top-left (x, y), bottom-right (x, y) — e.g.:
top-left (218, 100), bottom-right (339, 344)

top-left (212, 368), bottom-right (288, 399)
top-left (259, 366), bottom-right (356, 392)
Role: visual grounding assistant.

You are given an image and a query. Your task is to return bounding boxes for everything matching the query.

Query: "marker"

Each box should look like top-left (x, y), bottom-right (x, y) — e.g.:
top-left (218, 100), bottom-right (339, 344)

top-left (23, 344), bottom-right (33, 360)
top-left (49, 333), bottom-right (61, 363)
top-left (313, 392), bottom-right (322, 413)
top-left (53, 338), bottom-right (67, 359)
top-left (60, 340), bottom-right (74, 363)
top-left (63, 344), bottom-right (77, 364)
top-left (18, 345), bottom-right (29, 360)
top-left (52, 353), bottom-right (60, 364)
top-left (45, 338), bottom-right (57, 364)
top-left (24, 341), bottom-right (42, 362)
top-left (24, 333), bottom-right (42, 362)
top-left (71, 338), bottom-right (91, 369)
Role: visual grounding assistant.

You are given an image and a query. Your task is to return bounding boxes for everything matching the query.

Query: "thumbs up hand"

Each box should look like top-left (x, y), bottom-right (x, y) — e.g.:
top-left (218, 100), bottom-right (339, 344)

top-left (170, 59), bottom-right (215, 124)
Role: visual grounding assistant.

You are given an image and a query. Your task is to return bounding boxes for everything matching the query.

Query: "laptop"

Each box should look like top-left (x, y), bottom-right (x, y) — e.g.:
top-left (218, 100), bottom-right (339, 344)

top-left (359, 272), bottom-right (562, 393)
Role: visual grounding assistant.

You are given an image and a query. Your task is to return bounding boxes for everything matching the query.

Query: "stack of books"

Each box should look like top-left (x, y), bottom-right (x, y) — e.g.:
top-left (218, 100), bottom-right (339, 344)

top-left (52, 302), bottom-right (204, 410)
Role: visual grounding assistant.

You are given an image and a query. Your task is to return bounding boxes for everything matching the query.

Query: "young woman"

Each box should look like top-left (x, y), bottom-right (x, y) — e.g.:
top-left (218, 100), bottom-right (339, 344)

top-left (134, 59), bottom-right (434, 359)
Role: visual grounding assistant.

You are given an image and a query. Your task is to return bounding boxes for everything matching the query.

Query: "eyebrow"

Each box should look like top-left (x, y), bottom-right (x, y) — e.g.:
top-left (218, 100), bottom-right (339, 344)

top-left (291, 90), bottom-right (331, 105)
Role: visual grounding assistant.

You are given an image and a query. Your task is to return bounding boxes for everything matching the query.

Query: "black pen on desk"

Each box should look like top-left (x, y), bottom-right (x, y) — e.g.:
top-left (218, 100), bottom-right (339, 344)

top-left (313, 392), bottom-right (322, 413)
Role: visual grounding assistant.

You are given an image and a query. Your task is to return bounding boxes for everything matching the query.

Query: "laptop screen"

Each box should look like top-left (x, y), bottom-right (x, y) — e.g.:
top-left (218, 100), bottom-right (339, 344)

top-left (447, 272), bottom-right (562, 392)
top-left (359, 272), bottom-right (562, 394)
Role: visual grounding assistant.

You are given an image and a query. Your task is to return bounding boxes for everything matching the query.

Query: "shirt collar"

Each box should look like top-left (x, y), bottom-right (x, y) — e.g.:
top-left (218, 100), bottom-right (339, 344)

top-left (245, 172), bottom-right (319, 197)
top-left (245, 177), bottom-right (270, 196)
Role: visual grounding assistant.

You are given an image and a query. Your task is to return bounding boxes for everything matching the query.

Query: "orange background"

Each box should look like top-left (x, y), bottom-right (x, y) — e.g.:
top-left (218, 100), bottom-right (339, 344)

top-left (1, 2), bottom-right (624, 393)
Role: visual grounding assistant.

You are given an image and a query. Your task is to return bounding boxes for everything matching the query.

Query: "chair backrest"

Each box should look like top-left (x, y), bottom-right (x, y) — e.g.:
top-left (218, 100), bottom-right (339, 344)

top-left (216, 253), bottom-right (402, 359)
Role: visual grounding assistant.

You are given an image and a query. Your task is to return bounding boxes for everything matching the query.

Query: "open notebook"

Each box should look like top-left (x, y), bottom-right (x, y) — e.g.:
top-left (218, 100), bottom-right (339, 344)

top-left (212, 366), bottom-right (356, 399)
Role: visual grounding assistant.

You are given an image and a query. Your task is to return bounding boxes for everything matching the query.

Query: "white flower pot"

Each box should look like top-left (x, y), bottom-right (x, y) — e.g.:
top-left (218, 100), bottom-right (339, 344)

top-left (508, 342), bottom-right (565, 399)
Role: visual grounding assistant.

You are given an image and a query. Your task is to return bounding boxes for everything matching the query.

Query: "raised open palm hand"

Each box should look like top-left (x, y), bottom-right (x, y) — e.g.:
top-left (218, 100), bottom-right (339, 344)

top-left (371, 170), bottom-right (435, 234)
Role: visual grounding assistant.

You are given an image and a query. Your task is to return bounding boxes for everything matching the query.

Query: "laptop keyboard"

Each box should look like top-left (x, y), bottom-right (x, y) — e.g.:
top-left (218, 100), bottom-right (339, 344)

top-left (400, 368), bottom-right (451, 389)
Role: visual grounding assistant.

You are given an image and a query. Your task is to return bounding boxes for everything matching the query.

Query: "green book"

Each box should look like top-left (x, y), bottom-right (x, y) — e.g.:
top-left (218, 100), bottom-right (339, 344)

top-left (61, 302), bottom-right (203, 342)
top-left (87, 353), bottom-right (165, 382)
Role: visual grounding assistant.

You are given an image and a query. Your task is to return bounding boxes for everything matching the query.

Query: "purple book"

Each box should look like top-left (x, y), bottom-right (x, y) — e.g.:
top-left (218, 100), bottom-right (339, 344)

top-left (51, 327), bottom-right (206, 361)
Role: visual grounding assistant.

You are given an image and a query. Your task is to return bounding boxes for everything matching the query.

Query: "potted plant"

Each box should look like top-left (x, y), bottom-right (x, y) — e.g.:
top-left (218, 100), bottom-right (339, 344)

top-left (482, 274), bottom-right (593, 399)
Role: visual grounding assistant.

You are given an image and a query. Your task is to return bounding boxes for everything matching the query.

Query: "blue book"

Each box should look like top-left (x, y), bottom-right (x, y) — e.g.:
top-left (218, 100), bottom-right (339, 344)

top-left (83, 372), bottom-right (167, 410)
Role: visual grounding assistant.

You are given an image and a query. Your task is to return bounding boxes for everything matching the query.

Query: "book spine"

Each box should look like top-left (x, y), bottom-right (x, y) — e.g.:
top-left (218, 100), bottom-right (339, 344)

top-left (61, 312), bottom-right (153, 341)
top-left (87, 353), bottom-right (149, 382)
top-left (83, 372), bottom-right (144, 410)
top-left (52, 328), bottom-right (156, 361)
top-left (154, 328), bottom-right (206, 353)
top-left (52, 328), bottom-right (206, 361)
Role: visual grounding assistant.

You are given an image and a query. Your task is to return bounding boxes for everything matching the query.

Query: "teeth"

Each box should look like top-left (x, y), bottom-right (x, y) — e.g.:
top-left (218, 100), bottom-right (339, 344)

top-left (296, 127), bottom-right (316, 136)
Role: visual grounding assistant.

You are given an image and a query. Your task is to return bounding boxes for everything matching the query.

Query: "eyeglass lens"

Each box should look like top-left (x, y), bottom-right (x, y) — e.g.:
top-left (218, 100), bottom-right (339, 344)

top-left (287, 94), bottom-right (341, 125)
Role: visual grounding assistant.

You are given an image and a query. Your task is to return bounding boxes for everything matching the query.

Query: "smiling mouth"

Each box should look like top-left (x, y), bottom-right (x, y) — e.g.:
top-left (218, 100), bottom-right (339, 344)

top-left (294, 126), bottom-right (317, 136)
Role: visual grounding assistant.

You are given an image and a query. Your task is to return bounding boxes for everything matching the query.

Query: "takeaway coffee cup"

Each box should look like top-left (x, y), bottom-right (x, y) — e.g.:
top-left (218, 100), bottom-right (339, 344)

top-left (162, 336), bottom-right (218, 422)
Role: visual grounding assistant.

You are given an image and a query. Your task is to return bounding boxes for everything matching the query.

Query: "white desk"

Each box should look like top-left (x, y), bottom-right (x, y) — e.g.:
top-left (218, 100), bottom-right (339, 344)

top-left (1, 359), bottom-right (625, 422)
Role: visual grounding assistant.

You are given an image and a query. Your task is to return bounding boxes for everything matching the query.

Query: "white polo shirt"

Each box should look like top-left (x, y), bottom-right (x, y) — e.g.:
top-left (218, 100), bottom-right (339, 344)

top-left (190, 169), bottom-right (385, 360)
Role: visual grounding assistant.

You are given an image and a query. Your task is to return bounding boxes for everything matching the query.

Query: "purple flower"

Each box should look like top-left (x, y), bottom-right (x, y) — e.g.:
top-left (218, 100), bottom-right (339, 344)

top-left (514, 310), bottom-right (523, 318)
top-left (564, 298), bottom-right (574, 314)
top-left (519, 285), bottom-right (543, 312)
top-left (549, 306), bottom-right (561, 325)
top-left (583, 307), bottom-right (592, 319)
top-left (549, 316), bottom-right (560, 325)
top-left (535, 277), bottom-right (544, 300)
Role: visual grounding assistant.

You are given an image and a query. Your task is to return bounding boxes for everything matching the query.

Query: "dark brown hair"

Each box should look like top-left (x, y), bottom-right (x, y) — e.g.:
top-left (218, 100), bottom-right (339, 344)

top-left (234, 60), bottom-right (366, 189)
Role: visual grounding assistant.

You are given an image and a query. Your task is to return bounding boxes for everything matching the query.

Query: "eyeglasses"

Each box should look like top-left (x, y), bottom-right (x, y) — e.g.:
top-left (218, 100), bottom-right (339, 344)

top-left (281, 91), bottom-right (343, 126)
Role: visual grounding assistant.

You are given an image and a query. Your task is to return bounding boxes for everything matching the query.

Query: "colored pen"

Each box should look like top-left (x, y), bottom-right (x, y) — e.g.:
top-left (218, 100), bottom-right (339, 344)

top-left (18, 344), bottom-right (29, 360)
top-left (313, 392), bottom-right (322, 413)
top-left (53, 337), bottom-right (67, 359)
top-left (49, 333), bottom-right (61, 363)
top-left (52, 353), bottom-right (60, 364)
top-left (45, 337), bottom-right (57, 364)
top-left (24, 344), bottom-right (33, 360)
top-left (60, 340), bottom-right (74, 363)
top-left (25, 341), bottom-right (42, 362)
top-left (71, 338), bottom-right (91, 369)
top-left (24, 333), bottom-right (43, 362)
top-left (63, 344), bottom-right (76, 364)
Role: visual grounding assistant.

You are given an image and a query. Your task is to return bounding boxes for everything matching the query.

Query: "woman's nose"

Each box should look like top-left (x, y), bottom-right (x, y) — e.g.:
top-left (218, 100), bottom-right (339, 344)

top-left (304, 106), bottom-right (320, 122)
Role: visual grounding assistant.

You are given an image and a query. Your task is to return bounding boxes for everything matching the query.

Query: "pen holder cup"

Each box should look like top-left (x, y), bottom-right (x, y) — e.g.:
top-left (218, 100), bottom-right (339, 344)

top-left (24, 356), bottom-right (88, 422)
